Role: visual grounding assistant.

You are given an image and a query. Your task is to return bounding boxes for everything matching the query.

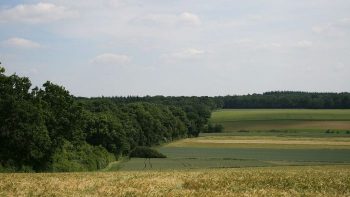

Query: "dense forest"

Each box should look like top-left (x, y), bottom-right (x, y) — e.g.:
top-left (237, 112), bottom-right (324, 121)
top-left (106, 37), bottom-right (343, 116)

top-left (0, 67), bottom-right (210, 172)
top-left (105, 92), bottom-right (350, 109)
top-left (1, 66), bottom-right (350, 172)
top-left (219, 91), bottom-right (350, 109)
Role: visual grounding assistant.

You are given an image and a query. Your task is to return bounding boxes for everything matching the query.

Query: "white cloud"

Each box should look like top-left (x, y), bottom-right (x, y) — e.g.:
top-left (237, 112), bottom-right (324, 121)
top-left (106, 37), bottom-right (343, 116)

top-left (333, 62), bottom-right (346, 72)
top-left (162, 48), bottom-right (205, 60)
top-left (234, 39), bottom-right (255, 45)
top-left (312, 26), bottom-right (327, 34)
top-left (293, 40), bottom-right (313, 48)
top-left (179, 12), bottom-right (201, 26)
top-left (339, 18), bottom-right (350, 24)
top-left (4, 37), bottom-right (42, 48)
top-left (91, 53), bottom-right (131, 66)
top-left (312, 17), bottom-right (350, 36)
top-left (247, 15), bottom-right (264, 21)
top-left (257, 42), bottom-right (282, 49)
top-left (134, 12), bottom-right (201, 27)
top-left (233, 39), bottom-right (282, 49)
top-left (0, 2), bottom-right (77, 24)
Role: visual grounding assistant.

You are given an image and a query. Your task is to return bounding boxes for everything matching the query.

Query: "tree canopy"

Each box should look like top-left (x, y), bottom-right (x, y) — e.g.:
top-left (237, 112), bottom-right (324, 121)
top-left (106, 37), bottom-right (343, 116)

top-left (0, 67), bottom-right (210, 172)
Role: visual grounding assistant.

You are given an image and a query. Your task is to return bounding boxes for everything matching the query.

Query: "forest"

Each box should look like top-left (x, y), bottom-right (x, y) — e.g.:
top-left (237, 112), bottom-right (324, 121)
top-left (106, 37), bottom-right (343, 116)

top-left (1, 66), bottom-right (349, 172)
top-left (107, 91), bottom-right (350, 109)
top-left (0, 67), bottom-right (210, 172)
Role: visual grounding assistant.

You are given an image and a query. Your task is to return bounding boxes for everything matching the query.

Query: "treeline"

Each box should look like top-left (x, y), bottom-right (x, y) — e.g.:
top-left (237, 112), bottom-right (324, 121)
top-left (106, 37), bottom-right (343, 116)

top-left (93, 91), bottom-right (350, 111)
top-left (219, 91), bottom-right (350, 109)
top-left (0, 67), bottom-right (210, 172)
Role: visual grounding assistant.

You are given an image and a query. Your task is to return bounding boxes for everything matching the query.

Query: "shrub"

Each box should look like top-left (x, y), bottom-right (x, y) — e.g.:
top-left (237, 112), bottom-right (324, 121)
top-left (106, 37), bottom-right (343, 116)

top-left (51, 141), bottom-right (115, 172)
top-left (129, 146), bottom-right (166, 158)
top-left (204, 123), bottom-right (224, 133)
top-left (325, 129), bottom-right (332, 133)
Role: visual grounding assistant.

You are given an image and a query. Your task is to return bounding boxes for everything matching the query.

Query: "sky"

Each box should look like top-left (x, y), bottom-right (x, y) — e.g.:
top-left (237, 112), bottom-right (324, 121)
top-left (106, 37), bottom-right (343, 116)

top-left (0, 0), bottom-right (349, 97)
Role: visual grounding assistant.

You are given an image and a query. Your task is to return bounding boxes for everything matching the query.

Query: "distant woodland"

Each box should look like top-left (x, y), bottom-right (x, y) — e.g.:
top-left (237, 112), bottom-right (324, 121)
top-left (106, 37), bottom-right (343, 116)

top-left (1, 66), bottom-right (350, 172)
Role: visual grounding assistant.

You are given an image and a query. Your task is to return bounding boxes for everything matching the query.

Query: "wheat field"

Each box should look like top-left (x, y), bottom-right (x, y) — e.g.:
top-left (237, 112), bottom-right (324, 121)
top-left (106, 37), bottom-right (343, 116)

top-left (1, 165), bottom-right (350, 196)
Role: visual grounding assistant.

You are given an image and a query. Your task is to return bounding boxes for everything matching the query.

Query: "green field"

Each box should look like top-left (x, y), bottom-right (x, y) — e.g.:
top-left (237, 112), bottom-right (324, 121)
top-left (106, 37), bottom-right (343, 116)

top-left (211, 109), bottom-right (350, 135)
top-left (111, 109), bottom-right (350, 171)
top-left (114, 141), bottom-right (350, 171)
top-left (211, 109), bottom-right (350, 121)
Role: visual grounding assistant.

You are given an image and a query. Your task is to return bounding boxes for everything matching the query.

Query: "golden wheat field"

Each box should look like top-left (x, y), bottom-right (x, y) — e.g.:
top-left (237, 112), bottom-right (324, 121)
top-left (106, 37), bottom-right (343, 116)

top-left (1, 165), bottom-right (350, 197)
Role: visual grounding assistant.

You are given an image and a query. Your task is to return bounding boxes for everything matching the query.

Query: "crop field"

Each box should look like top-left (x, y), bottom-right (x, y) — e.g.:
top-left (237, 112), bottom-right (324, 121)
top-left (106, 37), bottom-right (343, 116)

top-left (1, 166), bottom-right (350, 196)
top-left (165, 136), bottom-right (350, 149)
top-left (211, 109), bottom-right (350, 134)
top-left (110, 135), bottom-right (350, 171)
top-left (111, 109), bottom-right (350, 171)
top-left (211, 109), bottom-right (350, 121)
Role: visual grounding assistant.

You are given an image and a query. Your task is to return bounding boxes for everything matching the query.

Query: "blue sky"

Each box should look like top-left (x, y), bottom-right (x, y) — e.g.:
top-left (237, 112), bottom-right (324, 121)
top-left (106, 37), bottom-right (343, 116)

top-left (1, 0), bottom-right (350, 97)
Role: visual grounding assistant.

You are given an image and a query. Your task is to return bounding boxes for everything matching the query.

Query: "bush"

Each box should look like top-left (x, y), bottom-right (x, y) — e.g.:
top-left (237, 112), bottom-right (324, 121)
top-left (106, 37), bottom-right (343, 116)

top-left (204, 123), bottom-right (224, 133)
top-left (0, 164), bottom-right (10, 173)
top-left (325, 129), bottom-right (333, 133)
top-left (51, 141), bottom-right (115, 172)
top-left (129, 146), bottom-right (166, 158)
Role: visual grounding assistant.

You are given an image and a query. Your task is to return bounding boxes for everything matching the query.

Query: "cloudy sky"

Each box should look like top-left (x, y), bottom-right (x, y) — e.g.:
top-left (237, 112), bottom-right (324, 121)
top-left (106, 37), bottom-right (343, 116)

top-left (0, 0), bottom-right (349, 97)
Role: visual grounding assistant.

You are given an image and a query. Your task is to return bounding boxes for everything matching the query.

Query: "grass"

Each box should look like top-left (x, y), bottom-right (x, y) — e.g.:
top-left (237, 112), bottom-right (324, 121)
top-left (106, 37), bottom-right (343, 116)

top-left (113, 137), bottom-right (350, 171)
top-left (211, 109), bottom-right (350, 122)
top-left (210, 109), bottom-right (350, 134)
top-left (165, 135), bottom-right (350, 149)
top-left (218, 120), bottom-right (350, 131)
top-left (158, 147), bottom-right (350, 163)
top-left (1, 165), bottom-right (350, 196)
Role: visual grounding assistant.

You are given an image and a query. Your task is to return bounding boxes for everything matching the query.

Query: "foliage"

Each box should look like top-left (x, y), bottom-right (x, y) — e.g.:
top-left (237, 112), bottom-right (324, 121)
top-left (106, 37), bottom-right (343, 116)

top-left (0, 67), bottom-right (209, 172)
top-left (205, 122), bottom-right (224, 133)
top-left (129, 146), bottom-right (166, 158)
top-left (52, 141), bottom-right (114, 172)
top-left (219, 91), bottom-right (350, 109)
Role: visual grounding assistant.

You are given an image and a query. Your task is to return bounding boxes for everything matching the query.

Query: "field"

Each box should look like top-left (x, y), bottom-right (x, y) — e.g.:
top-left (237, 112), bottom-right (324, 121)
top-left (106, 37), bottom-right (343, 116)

top-left (211, 109), bottom-right (350, 136)
top-left (1, 166), bottom-right (350, 196)
top-left (114, 136), bottom-right (350, 171)
top-left (2, 109), bottom-right (350, 196)
top-left (113, 109), bottom-right (350, 171)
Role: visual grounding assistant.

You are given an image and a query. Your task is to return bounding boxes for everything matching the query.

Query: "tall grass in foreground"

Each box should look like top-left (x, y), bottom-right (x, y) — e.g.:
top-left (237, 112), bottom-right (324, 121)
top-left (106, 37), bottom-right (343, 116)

top-left (1, 166), bottom-right (349, 196)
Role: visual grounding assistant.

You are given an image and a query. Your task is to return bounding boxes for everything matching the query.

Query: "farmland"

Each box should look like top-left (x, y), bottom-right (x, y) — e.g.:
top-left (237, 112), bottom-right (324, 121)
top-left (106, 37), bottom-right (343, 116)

top-left (1, 166), bottom-right (350, 196)
top-left (111, 109), bottom-right (350, 171)
top-left (2, 109), bottom-right (350, 196)
top-left (115, 137), bottom-right (350, 171)
top-left (211, 109), bottom-right (350, 135)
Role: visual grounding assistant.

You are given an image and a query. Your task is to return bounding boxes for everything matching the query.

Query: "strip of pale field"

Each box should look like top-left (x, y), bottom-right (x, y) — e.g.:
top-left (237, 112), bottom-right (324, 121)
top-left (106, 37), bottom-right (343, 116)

top-left (1, 166), bottom-right (349, 196)
top-left (165, 136), bottom-right (350, 149)
top-left (195, 139), bottom-right (350, 145)
top-left (218, 120), bottom-right (350, 131)
top-left (211, 109), bottom-right (350, 122)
